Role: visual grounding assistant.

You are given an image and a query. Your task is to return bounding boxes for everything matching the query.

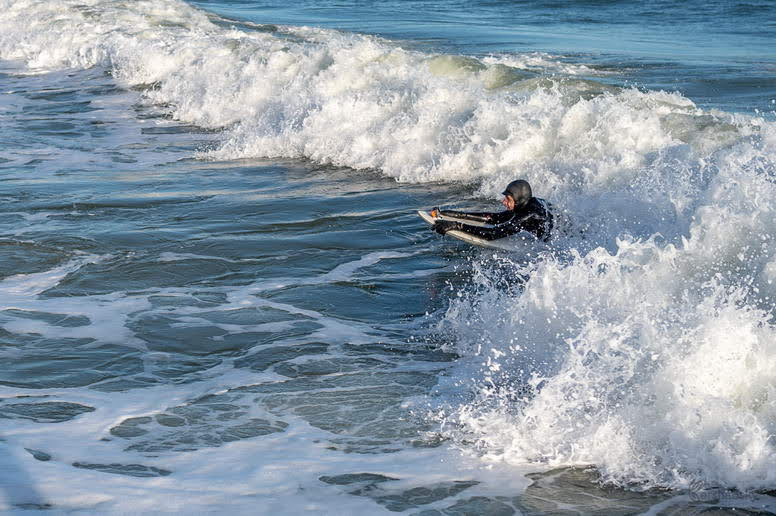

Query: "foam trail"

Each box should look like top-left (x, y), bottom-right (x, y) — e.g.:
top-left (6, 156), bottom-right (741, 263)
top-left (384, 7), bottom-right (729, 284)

top-left (0, 256), bottom-right (107, 297)
top-left (0, 256), bottom-right (152, 349)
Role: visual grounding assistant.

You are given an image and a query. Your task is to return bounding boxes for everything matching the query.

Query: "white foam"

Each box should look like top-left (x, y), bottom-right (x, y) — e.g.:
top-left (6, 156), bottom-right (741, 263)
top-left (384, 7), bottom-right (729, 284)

top-left (317, 251), bottom-right (412, 282)
top-left (0, 247), bottom-right (469, 513)
top-left (0, 255), bottom-right (102, 297)
top-left (482, 52), bottom-right (603, 76)
top-left (436, 140), bottom-right (776, 491)
top-left (0, 408), bottom-right (528, 514)
top-left (0, 255), bottom-right (153, 349)
top-left (157, 252), bottom-right (250, 263)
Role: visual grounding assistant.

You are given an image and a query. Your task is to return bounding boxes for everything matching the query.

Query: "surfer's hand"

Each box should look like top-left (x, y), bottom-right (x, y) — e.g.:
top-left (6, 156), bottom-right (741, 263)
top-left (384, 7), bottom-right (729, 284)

top-left (432, 220), bottom-right (455, 235)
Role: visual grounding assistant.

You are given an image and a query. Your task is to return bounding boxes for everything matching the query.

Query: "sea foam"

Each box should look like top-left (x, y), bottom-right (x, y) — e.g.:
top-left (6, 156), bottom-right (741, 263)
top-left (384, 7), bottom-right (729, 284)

top-left (436, 129), bottom-right (776, 491)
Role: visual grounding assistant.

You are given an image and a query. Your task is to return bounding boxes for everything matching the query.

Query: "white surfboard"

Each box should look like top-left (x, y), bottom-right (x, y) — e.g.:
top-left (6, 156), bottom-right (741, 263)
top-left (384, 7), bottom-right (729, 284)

top-left (418, 209), bottom-right (533, 251)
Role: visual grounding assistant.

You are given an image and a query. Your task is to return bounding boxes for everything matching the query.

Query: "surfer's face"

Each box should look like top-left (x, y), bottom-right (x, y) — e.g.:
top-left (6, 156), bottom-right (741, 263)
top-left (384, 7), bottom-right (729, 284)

top-left (502, 194), bottom-right (515, 210)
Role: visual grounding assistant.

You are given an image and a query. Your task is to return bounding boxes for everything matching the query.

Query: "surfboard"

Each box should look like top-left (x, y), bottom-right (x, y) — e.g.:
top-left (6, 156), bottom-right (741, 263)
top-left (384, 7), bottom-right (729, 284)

top-left (418, 209), bottom-right (531, 251)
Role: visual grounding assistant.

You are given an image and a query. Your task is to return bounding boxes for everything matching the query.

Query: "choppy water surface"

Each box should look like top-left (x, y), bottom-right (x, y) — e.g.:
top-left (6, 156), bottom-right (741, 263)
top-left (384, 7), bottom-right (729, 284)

top-left (1, 0), bottom-right (775, 513)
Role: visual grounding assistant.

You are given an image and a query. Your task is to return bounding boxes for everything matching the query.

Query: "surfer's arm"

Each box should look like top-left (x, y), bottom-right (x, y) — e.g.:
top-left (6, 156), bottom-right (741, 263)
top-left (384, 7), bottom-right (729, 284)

top-left (432, 218), bottom-right (518, 240)
top-left (449, 220), bottom-right (521, 240)
top-left (437, 209), bottom-right (496, 224)
top-left (488, 210), bottom-right (516, 225)
top-left (433, 212), bottom-right (543, 241)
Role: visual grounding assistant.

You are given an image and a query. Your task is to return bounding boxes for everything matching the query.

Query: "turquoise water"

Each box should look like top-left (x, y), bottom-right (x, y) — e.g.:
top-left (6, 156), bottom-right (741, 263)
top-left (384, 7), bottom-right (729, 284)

top-left (1, 0), bottom-right (775, 513)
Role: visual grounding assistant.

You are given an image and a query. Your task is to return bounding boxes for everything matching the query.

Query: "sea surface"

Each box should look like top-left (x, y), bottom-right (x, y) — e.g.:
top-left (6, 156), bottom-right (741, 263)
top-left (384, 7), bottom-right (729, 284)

top-left (1, 0), bottom-right (775, 514)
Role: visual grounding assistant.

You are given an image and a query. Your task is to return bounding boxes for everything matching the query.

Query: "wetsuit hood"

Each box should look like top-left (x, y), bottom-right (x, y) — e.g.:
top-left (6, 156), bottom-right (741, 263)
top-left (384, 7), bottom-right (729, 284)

top-left (502, 180), bottom-right (532, 209)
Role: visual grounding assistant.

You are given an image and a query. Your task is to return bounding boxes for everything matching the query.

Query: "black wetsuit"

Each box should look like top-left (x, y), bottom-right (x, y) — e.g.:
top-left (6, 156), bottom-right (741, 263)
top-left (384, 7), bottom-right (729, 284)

top-left (434, 197), bottom-right (553, 241)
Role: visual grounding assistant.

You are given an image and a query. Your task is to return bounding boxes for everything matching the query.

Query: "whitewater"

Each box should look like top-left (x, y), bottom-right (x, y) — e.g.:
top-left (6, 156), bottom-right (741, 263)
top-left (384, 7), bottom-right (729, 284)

top-left (1, 0), bottom-right (775, 513)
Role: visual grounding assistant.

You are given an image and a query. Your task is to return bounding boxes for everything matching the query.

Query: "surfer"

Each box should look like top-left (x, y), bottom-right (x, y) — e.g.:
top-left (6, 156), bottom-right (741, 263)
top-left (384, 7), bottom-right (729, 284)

top-left (431, 180), bottom-right (553, 241)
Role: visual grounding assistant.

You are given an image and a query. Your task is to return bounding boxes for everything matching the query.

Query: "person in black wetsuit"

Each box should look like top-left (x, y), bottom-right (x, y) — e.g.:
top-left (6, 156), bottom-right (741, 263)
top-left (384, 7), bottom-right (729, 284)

top-left (431, 179), bottom-right (553, 241)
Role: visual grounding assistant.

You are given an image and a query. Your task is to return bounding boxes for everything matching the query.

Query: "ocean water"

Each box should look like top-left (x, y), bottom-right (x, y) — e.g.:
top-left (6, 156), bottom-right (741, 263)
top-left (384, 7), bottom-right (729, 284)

top-left (1, 0), bottom-right (775, 513)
